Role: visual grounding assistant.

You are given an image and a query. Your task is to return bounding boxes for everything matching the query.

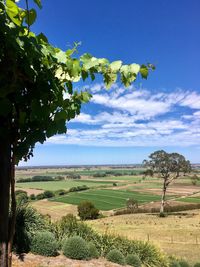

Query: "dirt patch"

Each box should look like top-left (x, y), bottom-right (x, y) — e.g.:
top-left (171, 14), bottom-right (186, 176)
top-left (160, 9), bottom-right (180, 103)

top-left (16, 188), bottom-right (44, 196)
top-left (31, 200), bottom-right (78, 220)
top-left (12, 254), bottom-right (127, 267)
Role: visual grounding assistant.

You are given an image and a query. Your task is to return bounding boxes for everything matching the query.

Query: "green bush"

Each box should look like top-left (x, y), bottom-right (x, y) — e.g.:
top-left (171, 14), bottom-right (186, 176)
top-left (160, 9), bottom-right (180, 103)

top-left (179, 260), bottom-right (190, 267)
top-left (15, 190), bottom-right (28, 204)
top-left (13, 204), bottom-right (47, 254)
top-left (87, 242), bottom-right (99, 259)
top-left (125, 253), bottom-right (142, 267)
top-left (43, 190), bottom-right (55, 198)
top-left (78, 201), bottom-right (99, 220)
top-left (36, 193), bottom-right (45, 200)
top-left (194, 263), bottom-right (200, 267)
top-left (29, 194), bottom-right (36, 200)
top-left (63, 236), bottom-right (89, 260)
top-left (106, 249), bottom-right (125, 265)
top-left (31, 231), bottom-right (58, 256)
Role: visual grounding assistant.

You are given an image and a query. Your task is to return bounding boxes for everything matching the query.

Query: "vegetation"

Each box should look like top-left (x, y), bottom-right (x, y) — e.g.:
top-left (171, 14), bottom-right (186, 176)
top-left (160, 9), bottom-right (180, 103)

top-left (62, 236), bottom-right (89, 260)
top-left (126, 198), bottom-right (139, 213)
top-left (178, 260), bottom-right (190, 267)
top-left (0, 0), bottom-right (152, 264)
top-left (31, 231), bottom-right (58, 256)
top-left (87, 242), bottom-right (99, 259)
top-left (125, 254), bottom-right (142, 267)
top-left (52, 189), bottom-right (161, 210)
top-left (143, 150), bottom-right (191, 214)
top-left (78, 201), bottom-right (100, 220)
top-left (106, 249), bottom-right (126, 265)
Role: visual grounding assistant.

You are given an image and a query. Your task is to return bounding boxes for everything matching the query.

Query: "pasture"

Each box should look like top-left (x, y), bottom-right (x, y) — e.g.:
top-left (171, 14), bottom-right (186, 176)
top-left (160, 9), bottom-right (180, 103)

top-left (50, 189), bottom-right (162, 210)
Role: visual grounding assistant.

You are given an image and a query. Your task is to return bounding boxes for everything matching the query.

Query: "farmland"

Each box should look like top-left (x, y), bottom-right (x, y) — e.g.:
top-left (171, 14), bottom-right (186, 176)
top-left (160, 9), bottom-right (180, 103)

top-left (15, 165), bottom-right (200, 263)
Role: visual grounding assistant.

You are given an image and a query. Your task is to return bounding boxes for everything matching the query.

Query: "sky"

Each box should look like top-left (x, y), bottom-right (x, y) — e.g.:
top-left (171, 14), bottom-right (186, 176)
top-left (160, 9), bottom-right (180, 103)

top-left (20, 0), bottom-right (200, 166)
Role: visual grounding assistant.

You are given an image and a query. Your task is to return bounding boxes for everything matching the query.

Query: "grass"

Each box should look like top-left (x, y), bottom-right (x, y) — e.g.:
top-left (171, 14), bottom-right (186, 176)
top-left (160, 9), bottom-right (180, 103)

top-left (16, 180), bottom-right (115, 191)
top-left (177, 197), bottom-right (200, 203)
top-left (88, 210), bottom-right (200, 265)
top-left (50, 189), bottom-right (161, 210)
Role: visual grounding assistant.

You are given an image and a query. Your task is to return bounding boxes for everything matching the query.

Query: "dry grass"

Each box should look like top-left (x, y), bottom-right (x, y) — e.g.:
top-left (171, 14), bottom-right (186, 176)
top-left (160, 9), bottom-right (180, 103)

top-left (88, 210), bottom-right (200, 264)
top-left (31, 200), bottom-right (77, 220)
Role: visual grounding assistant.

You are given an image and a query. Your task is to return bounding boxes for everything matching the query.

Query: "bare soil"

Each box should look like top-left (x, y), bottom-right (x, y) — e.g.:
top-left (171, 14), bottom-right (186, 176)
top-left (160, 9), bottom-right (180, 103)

top-left (12, 254), bottom-right (128, 267)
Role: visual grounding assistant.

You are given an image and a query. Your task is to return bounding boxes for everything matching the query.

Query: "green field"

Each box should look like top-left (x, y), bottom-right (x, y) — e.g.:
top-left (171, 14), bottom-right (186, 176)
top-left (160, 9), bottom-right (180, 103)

top-left (177, 197), bottom-right (200, 203)
top-left (58, 169), bottom-right (144, 176)
top-left (16, 180), bottom-right (115, 191)
top-left (50, 189), bottom-right (161, 210)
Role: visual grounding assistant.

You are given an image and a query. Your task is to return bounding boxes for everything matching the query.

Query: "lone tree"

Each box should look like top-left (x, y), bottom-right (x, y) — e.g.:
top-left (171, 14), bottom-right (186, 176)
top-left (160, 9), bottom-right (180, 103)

top-left (143, 150), bottom-right (191, 214)
top-left (0, 0), bottom-right (154, 266)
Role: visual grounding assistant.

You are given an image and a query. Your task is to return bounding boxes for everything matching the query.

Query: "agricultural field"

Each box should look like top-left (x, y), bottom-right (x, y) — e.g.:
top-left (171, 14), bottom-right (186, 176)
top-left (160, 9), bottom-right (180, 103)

top-left (88, 210), bottom-right (200, 264)
top-left (50, 189), bottom-right (162, 210)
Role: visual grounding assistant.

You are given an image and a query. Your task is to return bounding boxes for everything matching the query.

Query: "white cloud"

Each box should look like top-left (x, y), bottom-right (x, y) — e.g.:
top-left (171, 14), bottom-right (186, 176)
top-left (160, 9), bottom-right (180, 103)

top-left (46, 84), bottom-right (200, 148)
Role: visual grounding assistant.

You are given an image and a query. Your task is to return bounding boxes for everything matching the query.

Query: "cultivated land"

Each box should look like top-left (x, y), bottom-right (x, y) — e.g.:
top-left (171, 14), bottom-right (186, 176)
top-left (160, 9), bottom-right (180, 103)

top-left (15, 165), bottom-right (200, 263)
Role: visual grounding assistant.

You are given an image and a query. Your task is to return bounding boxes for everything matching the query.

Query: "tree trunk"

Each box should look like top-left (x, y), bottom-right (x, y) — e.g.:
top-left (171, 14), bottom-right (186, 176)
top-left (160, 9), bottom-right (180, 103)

top-left (160, 180), bottom-right (167, 214)
top-left (0, 121), bottom-right (11, 267)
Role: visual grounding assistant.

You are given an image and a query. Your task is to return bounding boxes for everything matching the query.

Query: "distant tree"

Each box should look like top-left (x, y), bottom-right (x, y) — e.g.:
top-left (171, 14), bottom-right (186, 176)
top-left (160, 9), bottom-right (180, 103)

top-left (78, 201), bottom-right (99, 220)
top-left (143, 169), bottom-right (154, 178)
top-left (182, 160), bottom-right (192, 176)
top-left (126, 198), bottom-right (138, 213)
top-left (143, 150), bottom-right (190, 214)
top-left (191, 174), bottom-right (199, 186)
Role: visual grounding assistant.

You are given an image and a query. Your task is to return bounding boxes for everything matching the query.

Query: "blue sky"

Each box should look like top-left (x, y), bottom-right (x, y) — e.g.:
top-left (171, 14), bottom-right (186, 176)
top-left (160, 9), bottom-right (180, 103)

top-left (20, 0), bottom-right (200, 166)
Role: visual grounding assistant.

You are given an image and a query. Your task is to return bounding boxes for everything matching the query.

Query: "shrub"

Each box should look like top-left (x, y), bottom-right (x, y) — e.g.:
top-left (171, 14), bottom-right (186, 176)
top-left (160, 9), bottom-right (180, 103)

top-left (15, 190), bottom-right (28, 204)
top-left (126, 198), bottom-right (138, 213)
top-left (32, 175), bottom-right (54, 181)
top-left (43, 190), bottom-right (55, 198)
top-left (125, 253), bottom-right (142, 267)
top-left (55, 189), bottom-right (68, 195)
top-left (87, 242), bottom-right (99, 259)
top-left (29, 194), bottom-right (36, 200)
top-left (93, 173), bottom-right (106, 177)
top-left (179, 260), bottom-right (190, 267)
top-left (63, 236), bottom-right (89, 260)
top-left (78, 201), bottom-right (99, 220)
top-left (194, 263), bottom-right (200, 267)
top-left (36, 193), bottom-right (45, 200)
top-left (31, 231), bottom-right (58, 256)
top-left (13, 204), bottom-right (47, 254)
top-left (106, 249), bottom-right (125, 265)
top-left (69, 185), bottom-right (89, 192)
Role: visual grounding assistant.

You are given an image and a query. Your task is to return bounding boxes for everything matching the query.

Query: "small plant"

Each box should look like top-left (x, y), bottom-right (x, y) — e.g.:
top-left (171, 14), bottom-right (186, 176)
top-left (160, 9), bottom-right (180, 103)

top-left (78, 201), bottom-right (99, 220)
top-left (106, 249), bottom-right (125, 265)
top-left (125, 253), bottom-right (142, 267)
top-left (63, 236), bottom-right (89, 260)
top-left (31, 231), bottom-right (58, 256)
top-left (179, 260), bottom-right (190, 267)
top-left (159, 211), bottom-right (166, 217)
top-left (87, 242), bottom-right (99, 259)
top-left (169, 260), bottom-right (181, 267)
top-left (194, 263), bottom-right (200, 267)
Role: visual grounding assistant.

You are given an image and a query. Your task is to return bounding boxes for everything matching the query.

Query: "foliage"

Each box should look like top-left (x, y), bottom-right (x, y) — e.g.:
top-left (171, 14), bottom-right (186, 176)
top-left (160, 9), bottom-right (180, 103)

top-left (191, 174), bottom-right (199, 186)
top-left (36, 193), bottom-right (45, 200)
top-left (125, 253), bottom-right (142, 267)
top-left (78, 201), bottom-right (99, 220)
top-left (178, 260), bottom-right (190, 267)
top-left (17, 176), bottom-right (54, 183)
top-left (126, 198), bottom-right (139, 213)
top-left (169, 261), bottom-right (181, 267)
top-left (31, 231), bottom-right (58, 256)
top-left (87, 242), bottom-right (99, 259)
top-left (194, 263), bottom-right (200, 267)
top-left (93, 172), bottom-right (107, 177)
top-left (69, 185), bottom-right (89, 192)
top-left (55, 189), bottom-right (68, 195)
top-left (43, 190), bottom-right (55, 198)
top-left (13, 204), bottom-right (47, 253)
top-left (15, 190), bottom-right (28, 204)
top-left (106, 249), bottom-right (126, 265)
top-left (66, 174), bottom-right (81, 179)
top-left (29, 194), bottom-right (36, 200)
top-left (62, 236), bottom-right (89, 260)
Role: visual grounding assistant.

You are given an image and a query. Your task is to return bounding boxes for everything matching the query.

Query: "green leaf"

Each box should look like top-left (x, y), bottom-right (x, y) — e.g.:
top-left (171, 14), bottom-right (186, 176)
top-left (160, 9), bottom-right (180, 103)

top-left (129, 63), bottom-right (140, 74)
top-left (37, 32), bottom-right (48, 43)
top-left (54, 110), bottom-right (67, 121)
top-left (140, 65), bottom-right (149, 79)
top-left (110, 60), bottom-right (122, 72)
top-left (25, 9), bottom-right (37, 26)
top-left (6, 0), bottom-right (21, 26)
top-left (81, 92), bottom-right (92, 103)
top-left (33, 0), bottom-right (42, 9)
